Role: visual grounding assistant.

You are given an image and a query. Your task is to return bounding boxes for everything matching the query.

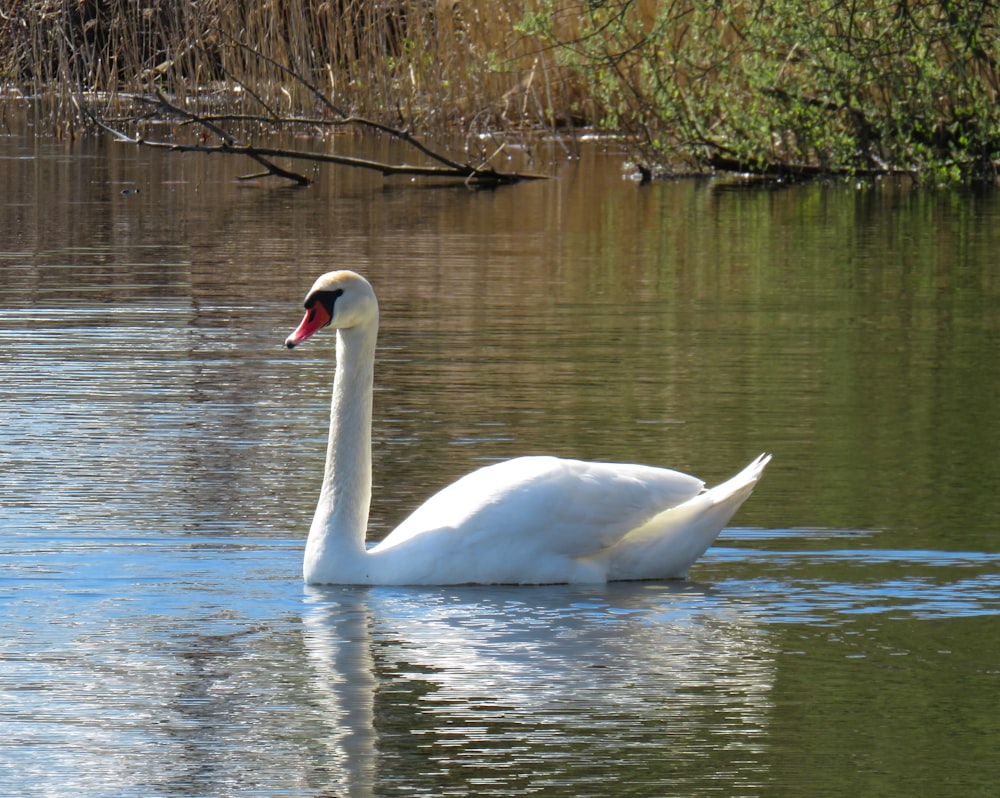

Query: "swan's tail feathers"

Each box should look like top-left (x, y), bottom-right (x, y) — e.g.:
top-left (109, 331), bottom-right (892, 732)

top-left (606, 453), bottom-right (771, 581)
top-left (706, 452), bottom-right (772, 506)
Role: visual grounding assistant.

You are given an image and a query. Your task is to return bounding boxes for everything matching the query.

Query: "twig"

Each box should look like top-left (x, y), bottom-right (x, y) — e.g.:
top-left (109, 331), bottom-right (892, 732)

top-left (145, 92), bottom-right (311, 185)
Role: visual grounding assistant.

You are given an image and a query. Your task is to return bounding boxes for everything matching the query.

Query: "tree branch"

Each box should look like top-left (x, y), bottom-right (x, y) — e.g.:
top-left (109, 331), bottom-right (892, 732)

top-left (85, 93), bottom-right (548, 186)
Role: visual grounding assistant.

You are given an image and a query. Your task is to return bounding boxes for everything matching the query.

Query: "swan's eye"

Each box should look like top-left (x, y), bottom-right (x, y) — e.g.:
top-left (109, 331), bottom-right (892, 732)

top-left (307, 289), bottom-right (344, 326)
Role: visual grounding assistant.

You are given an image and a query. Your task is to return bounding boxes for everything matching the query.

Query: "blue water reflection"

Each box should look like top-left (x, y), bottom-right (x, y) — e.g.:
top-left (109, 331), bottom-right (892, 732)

top-left (2, 529), bottom-right (998, 796)
top-left (707, 529), bottom-right (1000, 621)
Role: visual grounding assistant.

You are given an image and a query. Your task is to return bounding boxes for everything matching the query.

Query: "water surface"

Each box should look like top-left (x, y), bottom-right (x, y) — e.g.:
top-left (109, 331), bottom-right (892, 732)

top-left (2, 122), bottom-right (999, 796)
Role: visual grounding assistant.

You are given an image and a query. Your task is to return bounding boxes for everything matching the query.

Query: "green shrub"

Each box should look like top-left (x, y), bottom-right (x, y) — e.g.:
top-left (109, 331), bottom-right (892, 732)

top-left (520, 0), bottom-right (1000, 181)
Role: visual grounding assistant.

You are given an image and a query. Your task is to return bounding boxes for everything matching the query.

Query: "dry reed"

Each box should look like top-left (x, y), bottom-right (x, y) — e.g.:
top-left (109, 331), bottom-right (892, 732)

top-left (1, 0), bottom-right (588, 135)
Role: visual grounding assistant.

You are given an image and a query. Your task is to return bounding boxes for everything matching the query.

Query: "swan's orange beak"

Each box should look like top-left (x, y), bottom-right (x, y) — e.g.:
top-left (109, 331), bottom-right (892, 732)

top-left (285, 303), bottom-right (332, 349)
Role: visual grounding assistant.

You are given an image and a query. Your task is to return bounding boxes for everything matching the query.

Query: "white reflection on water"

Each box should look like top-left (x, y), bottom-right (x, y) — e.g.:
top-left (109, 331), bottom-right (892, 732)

top-left (302, 583), bottom-right (774, 797)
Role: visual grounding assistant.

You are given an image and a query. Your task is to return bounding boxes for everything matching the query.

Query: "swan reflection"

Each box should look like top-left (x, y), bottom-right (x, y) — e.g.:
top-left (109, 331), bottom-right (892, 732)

top-left (302, 582), bottom-right (774, 796)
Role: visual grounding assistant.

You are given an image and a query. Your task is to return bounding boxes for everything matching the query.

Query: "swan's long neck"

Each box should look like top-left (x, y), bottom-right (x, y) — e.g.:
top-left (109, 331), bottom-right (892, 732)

top-left (304, 318), bottom-right (378, 581)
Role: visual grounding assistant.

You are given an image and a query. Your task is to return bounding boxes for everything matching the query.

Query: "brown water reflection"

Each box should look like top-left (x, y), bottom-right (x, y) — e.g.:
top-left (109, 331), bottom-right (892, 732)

top-left (5, 129), bottom-right (1000, 548)
top-left (0, 126), bottom-right (1000, 545)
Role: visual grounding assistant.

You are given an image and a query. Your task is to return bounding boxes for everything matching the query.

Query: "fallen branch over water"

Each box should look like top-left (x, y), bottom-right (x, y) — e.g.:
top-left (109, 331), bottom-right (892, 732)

top-left (84, 93), bottom-right (549, 187)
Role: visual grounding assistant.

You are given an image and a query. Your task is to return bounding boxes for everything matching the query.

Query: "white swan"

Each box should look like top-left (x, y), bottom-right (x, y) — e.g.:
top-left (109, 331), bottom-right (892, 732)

top-left (285, 270), bottom-right (770, 585)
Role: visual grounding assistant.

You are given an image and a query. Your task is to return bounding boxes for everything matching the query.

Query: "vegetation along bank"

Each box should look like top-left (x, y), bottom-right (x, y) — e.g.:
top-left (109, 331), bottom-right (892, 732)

top-left (3, 1), bottom-right (998, 182)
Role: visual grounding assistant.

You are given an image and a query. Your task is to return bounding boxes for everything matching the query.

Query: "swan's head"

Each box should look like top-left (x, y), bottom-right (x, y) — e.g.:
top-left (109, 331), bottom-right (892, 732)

top-left (285, 270), bottom-right (379, 349)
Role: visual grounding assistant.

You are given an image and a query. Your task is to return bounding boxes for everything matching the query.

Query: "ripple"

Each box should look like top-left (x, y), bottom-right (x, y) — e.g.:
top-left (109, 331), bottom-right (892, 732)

top-left (701, 532), bottom-right (1000, 622)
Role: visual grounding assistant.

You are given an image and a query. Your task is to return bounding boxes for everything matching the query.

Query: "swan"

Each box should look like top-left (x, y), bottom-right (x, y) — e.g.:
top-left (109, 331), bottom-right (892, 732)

top-left (285, 270), bottom-right (770, 585)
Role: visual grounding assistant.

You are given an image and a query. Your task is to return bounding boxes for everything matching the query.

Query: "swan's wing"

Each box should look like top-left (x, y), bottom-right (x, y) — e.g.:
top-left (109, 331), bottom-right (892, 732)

top-left (374, 455), bottom-right (705, 559)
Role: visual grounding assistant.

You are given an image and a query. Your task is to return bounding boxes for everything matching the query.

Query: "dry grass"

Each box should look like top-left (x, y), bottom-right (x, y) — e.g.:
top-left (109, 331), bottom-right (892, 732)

top-left (1, 0), bottom-right (591, 135)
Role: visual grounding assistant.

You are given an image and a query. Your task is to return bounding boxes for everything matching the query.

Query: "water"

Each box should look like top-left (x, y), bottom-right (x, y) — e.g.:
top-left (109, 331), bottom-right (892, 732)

top-left (2, 120), bottom-right (1000, 796)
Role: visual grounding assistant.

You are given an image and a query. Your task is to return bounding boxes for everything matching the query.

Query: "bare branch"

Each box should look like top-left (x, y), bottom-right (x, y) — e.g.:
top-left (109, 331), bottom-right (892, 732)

top-left (86, 93), bottom-right (549, 186)
top-left (137, 93), bottom-right (312, 185)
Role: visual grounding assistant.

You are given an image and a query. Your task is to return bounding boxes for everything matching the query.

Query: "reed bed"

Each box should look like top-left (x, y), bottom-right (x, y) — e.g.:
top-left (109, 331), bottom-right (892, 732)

top-left (1, 0), bottom-right (587, 134)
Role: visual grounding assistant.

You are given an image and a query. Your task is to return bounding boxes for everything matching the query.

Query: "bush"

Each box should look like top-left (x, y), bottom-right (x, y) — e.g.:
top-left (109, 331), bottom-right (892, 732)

top-left (520, 0), bottom-right (1000, 181)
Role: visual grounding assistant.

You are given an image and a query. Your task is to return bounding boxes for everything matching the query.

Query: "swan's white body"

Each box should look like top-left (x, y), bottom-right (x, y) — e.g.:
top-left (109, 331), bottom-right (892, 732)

top-left (286, 271), bottom-right (770, 585)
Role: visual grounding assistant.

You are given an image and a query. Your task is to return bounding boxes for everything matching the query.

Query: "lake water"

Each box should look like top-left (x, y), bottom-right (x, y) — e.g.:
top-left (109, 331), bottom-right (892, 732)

top-left (2, 119), bottom-right (1000, 796)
